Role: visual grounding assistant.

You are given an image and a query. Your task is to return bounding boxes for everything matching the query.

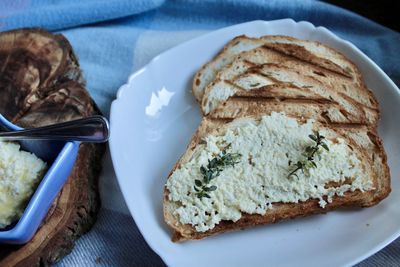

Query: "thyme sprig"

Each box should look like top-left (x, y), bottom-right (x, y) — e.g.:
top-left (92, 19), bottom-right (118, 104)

top-left (288, 131), bottom-right (329, 178)
top-left (194, 146), bottom-right (241, 199)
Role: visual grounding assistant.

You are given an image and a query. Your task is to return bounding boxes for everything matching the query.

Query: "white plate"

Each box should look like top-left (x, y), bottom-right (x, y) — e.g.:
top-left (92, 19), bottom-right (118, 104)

top-left (109, 19), bottom-right (400, 267)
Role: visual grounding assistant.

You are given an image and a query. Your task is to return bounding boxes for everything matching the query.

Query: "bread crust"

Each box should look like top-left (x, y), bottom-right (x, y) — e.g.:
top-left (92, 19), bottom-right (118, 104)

top-left (192, 35), bottom-right (263, 102)
top-left (168, 35), bottom-right (390, 242)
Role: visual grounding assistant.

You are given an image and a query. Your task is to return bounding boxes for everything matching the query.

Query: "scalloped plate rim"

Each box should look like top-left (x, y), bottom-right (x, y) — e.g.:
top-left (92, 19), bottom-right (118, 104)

top-left (110, 19), bottom-right (400, 267)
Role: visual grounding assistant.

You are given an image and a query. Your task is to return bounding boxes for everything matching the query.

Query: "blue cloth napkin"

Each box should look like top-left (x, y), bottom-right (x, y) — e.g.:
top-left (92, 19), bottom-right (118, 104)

top-left (1, 0), bottom-right (399, 266)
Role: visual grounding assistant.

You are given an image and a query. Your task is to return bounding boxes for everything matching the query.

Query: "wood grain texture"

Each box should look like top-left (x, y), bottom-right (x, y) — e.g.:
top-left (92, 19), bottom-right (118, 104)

top-left (0, 28), bottom-right (106, 266)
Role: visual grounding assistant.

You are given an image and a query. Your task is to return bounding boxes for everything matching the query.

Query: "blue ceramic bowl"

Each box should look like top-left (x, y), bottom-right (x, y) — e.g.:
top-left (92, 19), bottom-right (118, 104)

top-left (0, 114), bottom-right (80, 244)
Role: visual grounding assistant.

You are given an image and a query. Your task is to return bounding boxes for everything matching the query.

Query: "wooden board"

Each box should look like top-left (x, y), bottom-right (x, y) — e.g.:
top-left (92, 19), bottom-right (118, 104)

top-left (0, 28), bottom-right (106, 266)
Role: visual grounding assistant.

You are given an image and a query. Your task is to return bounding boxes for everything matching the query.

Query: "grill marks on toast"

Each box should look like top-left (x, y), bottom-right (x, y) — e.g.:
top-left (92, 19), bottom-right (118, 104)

top-left (210, 98), bottom-right (363, 125)
top-left (164, 35), bottom-right (390, 242)
top-left (247, 46), bottom-right (378, 109)
top-left (248, 64), bottom-right (373, 124)
top-left (202, 46), bottom-right (378, 123)
top-left (260, 64), bottom-right (368, 122)
top-left (203, 64), bottom-right (371, 124)
top-left (192, 35), bottom-right (264, 102)
top-left (261, 37), bottom-right (355, 79)
top-left (194, 35), bottom-right (378, 110)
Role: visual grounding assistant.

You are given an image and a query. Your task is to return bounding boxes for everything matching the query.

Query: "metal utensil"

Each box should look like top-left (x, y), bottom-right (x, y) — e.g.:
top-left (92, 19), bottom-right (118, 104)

top-left (0, 115), bottom-right (109, 143)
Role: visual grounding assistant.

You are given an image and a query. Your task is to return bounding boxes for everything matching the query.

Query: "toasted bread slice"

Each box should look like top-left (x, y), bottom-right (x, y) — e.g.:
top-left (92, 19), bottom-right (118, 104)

top-left (250, 64), bottom-right (377, 125)
top-left (163, 113), bottom-right (389, 242)
top-left (206, 46), bottom-right (378, 111)
top-left (334, 126), bottom-right (390, 205)
top-left (193, 35), bottom-right (377, 108)
top-left (210, 103), bottom-right (390, 205)
top-left (201, 77), bottom-right (332, 116)
top-left (192, 35), bottom-right (264, 102)
top-left (260, 36), bottom-right (378, 111)
top-left (210, 98), bottom-right (361, 125)
top-left (260, 35), bottom-right (359, 80)
top-left (202, 63), bottom-right (374, 124)
top-left (248, 47), bottom-right (377, 109)
top-left (167, 34), bottom-right (389, 243)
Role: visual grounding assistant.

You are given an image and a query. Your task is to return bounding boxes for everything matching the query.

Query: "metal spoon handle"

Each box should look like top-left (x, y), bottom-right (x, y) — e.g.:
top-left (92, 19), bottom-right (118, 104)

top-left (0, 116), bottom-right (109, 143)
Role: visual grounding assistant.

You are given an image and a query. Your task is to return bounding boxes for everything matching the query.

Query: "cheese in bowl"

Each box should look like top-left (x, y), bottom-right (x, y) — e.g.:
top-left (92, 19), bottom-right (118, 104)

top-left (0, 141), bottom-right (46, 229)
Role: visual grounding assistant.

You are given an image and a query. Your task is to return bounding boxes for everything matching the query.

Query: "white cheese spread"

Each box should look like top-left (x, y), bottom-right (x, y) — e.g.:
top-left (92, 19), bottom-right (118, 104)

top-left (166, 112), bottom-right (373, 232)
top-left (0, 141), bottom-right (46, 228)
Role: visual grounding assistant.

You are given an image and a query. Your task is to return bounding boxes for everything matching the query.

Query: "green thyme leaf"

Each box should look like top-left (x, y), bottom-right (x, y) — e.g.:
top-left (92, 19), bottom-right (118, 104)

top-left (288, 131), bottom-right (329, 178)
top-left (208, 185), bottom-right (217, 191)
top-left (195, 144), bottom-right (242, 199)
top-left (311, 161), bottom-right (317, 168)
top-left (308, 134), bottom-right (317, 141)
top-left (204, 186), bottom-right (214, 192)
top-left (321, 142), bottom-right (329, 151)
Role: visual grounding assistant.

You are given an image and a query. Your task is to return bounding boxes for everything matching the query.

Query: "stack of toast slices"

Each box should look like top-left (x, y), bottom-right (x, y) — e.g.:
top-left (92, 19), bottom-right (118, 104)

top-left (163, 35), bottom-right (390, 242)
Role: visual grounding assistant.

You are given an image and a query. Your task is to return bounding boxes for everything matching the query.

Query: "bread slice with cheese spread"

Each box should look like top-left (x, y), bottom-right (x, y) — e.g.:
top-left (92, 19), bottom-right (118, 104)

top-left (163, 112), bottom-right (390, 242)
top-left (163, 34), bottom-right (390, 242)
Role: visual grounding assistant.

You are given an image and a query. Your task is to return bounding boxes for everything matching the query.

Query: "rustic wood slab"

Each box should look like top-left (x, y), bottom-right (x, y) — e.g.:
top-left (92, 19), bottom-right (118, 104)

top-left (0, 28), bottom-right (106, 266)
